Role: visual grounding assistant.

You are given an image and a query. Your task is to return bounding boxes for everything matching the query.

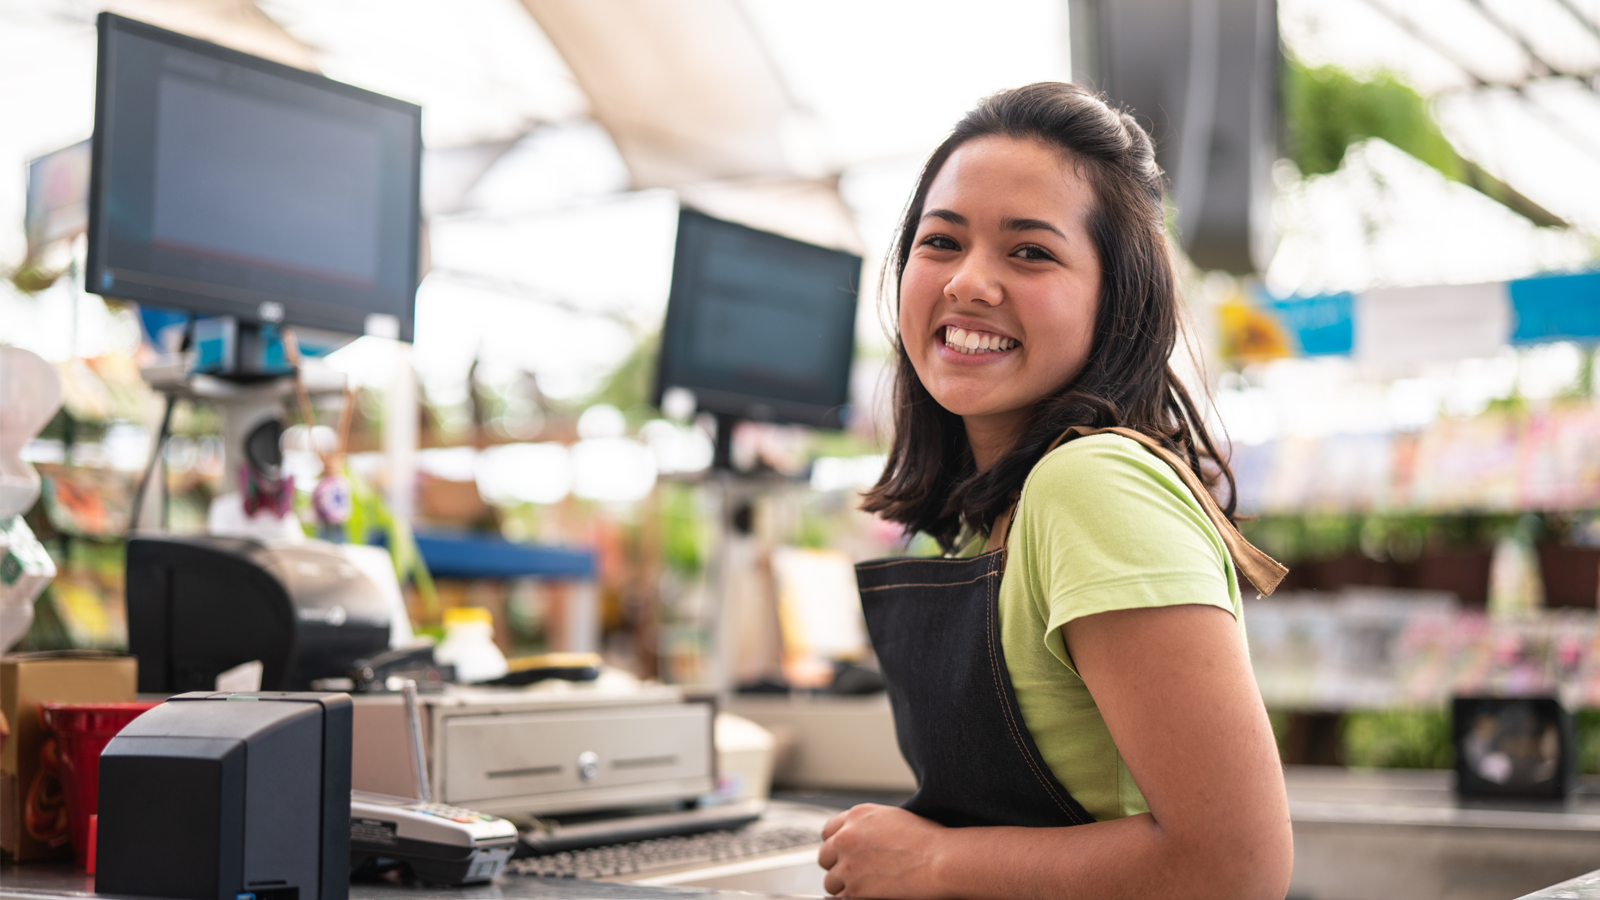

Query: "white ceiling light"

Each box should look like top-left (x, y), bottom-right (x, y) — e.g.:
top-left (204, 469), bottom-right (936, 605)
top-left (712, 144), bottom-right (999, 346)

top-left (571, 436), bottom-right (656, 503)
top-left (576, 403), bottom-right (627, 440)
top-left (476, 441), bottom-right (571, 505)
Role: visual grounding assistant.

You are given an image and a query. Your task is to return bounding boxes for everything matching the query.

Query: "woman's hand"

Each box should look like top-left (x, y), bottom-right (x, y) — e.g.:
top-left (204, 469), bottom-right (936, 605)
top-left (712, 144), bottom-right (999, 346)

top-left (817, 803), bottom-right (949, 898)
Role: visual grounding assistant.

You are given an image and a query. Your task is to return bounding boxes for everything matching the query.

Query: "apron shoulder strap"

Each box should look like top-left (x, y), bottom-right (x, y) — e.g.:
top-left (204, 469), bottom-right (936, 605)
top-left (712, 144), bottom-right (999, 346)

top-left (1067, 426), bottom-right (1286, 595)
top-left (983, 426), bottom-right (1288, 596)
top-left (983, 504), bottom-right (1016, 554)
top-left (981, 426), bottom-right (1085, 554)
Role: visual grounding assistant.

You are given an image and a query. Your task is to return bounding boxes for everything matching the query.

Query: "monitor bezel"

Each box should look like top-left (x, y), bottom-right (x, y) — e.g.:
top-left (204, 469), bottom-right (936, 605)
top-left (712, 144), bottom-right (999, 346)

top-left (87, 12), bottom-right (423, 343)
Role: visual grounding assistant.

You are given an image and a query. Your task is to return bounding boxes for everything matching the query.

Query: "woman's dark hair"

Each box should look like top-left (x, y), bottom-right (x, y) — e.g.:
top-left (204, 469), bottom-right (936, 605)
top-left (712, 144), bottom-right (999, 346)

top-left (860, 81), bottom-right (1233, 551)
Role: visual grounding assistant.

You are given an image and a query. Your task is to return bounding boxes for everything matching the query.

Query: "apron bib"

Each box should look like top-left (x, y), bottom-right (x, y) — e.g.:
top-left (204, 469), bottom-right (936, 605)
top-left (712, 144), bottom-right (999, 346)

top-left (855, 426), bottom-right (1286, 829)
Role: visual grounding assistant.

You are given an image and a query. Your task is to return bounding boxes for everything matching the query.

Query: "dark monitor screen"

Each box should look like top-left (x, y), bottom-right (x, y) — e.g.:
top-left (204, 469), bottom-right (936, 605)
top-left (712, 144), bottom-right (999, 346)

top-left (87, 13), bottom-right (422, 342)
top-left (655, 209), bottom-right (862, 429)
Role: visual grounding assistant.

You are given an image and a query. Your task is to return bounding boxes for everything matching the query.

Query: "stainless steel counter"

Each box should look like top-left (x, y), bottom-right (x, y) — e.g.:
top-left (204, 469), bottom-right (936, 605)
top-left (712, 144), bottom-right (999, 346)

top-left (0, 804), bottom-right (834, 900)
top-left (1519, 869), bottom-right (1600, 899)
top-left (0, 865), bottom-right (817, 900)
top-left (1286, 766), bottom-right (1600, 900)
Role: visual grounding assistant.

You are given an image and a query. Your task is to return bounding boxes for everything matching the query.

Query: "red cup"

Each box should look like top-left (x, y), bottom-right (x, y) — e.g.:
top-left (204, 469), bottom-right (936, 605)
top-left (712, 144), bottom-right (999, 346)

top-left (40, 702), bottom-right (160, 868)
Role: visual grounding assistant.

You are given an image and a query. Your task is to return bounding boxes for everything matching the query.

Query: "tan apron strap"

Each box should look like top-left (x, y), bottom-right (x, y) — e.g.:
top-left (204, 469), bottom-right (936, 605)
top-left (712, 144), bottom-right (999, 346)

top-left (1049, 426), bottom-right (1288, 596)
top-left (984, 430), bottom-right (1113, 554)
top-left (984, 504), bottom-right (1016, 554)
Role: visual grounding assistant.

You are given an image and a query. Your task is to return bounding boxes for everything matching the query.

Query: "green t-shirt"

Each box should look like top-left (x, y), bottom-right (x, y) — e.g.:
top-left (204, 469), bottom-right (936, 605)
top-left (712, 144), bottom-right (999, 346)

top-left (976, 433), bottom-right (1243, 822)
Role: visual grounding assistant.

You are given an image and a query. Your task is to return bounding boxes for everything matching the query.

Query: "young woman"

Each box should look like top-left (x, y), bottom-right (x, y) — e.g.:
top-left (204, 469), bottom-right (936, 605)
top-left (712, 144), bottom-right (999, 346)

top-left (817, 83), bottom-right (1294, 899)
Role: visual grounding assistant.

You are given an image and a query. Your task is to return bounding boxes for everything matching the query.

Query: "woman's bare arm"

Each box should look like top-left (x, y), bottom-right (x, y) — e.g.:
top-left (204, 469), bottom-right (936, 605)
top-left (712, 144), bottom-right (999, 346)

top-left (817, 603), bottom-right (1292, 900)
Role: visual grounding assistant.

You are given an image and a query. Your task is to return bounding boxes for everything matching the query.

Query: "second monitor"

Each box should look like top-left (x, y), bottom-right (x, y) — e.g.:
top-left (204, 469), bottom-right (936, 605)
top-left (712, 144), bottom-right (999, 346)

top-left (655, 209), bottom-right (863, 430)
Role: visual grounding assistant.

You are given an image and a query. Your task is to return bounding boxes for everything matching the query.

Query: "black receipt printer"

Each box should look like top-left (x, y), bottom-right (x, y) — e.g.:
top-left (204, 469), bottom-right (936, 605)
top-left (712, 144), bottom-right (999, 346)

top-left (97, 692), bottom-right (352, 900)
top-left (126, 535), bottom-right (392, 692)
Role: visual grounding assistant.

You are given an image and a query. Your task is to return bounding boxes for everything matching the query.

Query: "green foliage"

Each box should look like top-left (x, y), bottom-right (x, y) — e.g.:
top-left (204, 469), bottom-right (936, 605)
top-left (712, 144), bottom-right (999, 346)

top-left (796, 509), bottom-right (832, 549)
top-left (1569, 351), bottom-right (1596, 400)
top-left (660, 483), bottom-right (704, 573)
top-left (586, 334), bottom-right (660, 424)
top-left (809, 427), bottom-right (887, 460)
top-left (1239, 512), bottom-right (1531, 565)
top-left (18, 590), bottom-right (74, 652)
top-left (1340, 710), bottom-right (1600, 774)
top-left (1359, 514), bottom-right (1430, 563)
top-left (1343, 709), bottom-right (1454, 769)
top-left (38, 409), bottom-right (103, 445)
top-left (1268, 709), bottom-right (1600, 774)
top-left (7, 262), bottom-right (68, 294)
top-left (1238, 514), bottom-right (1364, 565)
top-left (1282, 57), bottom-right (1565, 226)
top-left (319, 464), bottom-right (439, 618)
top-left (1575, 711), bottom-right (1600, 775)
top-left (1283, 57), bottom-right (1462, 180)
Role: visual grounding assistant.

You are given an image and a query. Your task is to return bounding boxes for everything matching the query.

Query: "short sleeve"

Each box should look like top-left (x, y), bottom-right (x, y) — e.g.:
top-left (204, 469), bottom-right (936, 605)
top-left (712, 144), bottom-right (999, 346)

top-left (1010, 433), bottom-right (1239, 672)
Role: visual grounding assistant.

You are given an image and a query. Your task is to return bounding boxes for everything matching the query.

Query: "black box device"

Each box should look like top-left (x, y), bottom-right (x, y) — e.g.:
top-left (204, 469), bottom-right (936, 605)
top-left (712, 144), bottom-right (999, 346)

top-left (1453, 695), bottom-right (1574, 799)
top-left (97, 692), bottom-right (353, 900)
top-left (126, 536), bottom-right (392, 692)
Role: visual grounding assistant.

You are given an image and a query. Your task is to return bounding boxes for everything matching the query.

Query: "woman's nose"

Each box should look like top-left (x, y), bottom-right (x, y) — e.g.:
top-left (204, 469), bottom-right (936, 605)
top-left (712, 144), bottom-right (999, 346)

top-left (944, 253), bottom-right (1003, 306)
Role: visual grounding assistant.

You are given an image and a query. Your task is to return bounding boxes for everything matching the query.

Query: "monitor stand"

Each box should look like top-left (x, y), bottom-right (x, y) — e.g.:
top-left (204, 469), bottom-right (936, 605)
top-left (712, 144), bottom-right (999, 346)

top-left (711, 413), bottom-right (738, 472)
top-left (698, 414), bottom-right (800, 698)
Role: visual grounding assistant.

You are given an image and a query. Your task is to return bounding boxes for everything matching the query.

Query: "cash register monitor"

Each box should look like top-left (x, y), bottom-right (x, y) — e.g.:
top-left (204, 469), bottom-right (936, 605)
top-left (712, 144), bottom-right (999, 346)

top-left (654, 209), bottom-right (863, 429)
top-left (87, 13), bottom-right (422, 342)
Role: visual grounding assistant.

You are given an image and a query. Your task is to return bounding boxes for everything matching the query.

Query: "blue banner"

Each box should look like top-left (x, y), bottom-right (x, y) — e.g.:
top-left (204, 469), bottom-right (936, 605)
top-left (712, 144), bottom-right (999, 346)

top-left (1508, 271), bottom-right (1600, 344)
top-left (1255, 289), bottom-right (1355, 355)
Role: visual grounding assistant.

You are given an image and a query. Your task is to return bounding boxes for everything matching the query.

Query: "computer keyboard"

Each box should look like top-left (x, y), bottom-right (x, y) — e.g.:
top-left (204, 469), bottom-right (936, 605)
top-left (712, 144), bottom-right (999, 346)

top-left (509, 826), bottom-right (821, 880)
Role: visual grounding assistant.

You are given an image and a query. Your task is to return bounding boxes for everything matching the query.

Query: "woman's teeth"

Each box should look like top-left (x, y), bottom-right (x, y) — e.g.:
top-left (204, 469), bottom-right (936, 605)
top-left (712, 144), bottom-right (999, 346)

top-left (944, 326), bottom-right (1017, 355)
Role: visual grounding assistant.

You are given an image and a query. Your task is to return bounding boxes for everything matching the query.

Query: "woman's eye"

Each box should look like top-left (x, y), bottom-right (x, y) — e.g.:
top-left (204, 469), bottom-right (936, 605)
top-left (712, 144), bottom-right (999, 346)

top-left (1015, 245), bottom-right (1055, 261)
top-left (920, 235), bottom-right (959, 251)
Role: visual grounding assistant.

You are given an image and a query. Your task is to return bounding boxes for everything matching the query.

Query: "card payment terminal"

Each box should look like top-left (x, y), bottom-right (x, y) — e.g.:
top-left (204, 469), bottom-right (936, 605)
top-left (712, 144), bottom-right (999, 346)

top-left (349, 792), bottom-right (517, 884)
top-left (349, 682), bottom-right (517, 884)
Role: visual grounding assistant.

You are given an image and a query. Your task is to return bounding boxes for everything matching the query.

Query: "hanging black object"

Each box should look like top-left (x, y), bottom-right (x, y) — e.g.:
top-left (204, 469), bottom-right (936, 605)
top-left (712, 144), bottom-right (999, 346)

top-left (1070, 0), bottom-right (1279, 274)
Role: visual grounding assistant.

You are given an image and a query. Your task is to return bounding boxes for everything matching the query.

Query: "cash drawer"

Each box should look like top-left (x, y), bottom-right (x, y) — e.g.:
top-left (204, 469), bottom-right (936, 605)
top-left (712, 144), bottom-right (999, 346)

top-left (438, 702), bottom-right (713, 810)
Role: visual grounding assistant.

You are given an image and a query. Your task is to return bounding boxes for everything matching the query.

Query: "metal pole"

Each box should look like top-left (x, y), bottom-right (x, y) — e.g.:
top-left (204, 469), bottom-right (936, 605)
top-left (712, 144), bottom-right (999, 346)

top-left (402, 679), bottom-right (430, 803)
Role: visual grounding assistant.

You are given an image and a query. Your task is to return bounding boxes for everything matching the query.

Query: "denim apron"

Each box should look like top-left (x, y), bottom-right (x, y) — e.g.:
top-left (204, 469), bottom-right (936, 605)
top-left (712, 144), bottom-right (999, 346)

top-left (856, 426), bottom-right (1287, 829)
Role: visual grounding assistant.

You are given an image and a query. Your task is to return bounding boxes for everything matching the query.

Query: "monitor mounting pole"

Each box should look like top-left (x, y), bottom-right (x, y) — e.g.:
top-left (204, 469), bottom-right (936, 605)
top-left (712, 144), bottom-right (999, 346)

top-left (711, 413), bottom-right (737, 472)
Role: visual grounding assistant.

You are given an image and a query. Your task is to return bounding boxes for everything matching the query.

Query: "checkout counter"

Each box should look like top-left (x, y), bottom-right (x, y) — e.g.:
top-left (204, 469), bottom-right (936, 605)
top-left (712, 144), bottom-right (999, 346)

top-left (0, 866), bottom-right (812, 900)
top-left (1285, 766), bottom-right (1600, 900)
top-left (9, 766), bottom-right (1600, 900)
top-left (1524, 871), bottom-right (1600, 899)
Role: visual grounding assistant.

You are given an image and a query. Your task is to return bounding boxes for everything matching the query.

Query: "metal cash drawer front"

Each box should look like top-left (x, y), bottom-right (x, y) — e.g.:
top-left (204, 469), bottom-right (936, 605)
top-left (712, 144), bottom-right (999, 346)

top-left (439, 703), bottom-right (712, 805)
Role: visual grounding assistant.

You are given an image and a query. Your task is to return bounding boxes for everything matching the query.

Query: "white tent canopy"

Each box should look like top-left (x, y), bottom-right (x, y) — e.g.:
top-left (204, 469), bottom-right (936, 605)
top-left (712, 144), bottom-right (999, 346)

top-left (4, 0), bottom-right (1599, 401)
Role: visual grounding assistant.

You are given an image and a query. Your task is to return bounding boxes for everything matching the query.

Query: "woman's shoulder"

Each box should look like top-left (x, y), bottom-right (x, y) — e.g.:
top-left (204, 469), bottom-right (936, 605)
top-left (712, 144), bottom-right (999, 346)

top-left (1010, 430), bottom-right (1238, 612)
top-left (1022, 431), bottom-right (1190, 506)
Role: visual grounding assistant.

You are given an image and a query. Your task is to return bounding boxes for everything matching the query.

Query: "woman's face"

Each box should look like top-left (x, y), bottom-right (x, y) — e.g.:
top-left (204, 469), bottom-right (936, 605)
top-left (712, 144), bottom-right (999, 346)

top-left (900, 136), bottom-right (1101, 455)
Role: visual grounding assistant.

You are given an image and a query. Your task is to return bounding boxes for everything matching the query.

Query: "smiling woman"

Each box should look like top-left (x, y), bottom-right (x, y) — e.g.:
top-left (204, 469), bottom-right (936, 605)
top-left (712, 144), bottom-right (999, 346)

top-left (897, 136), bottom-right (1101, 473)
top-left (823, 83), bottom-right (1294, 900)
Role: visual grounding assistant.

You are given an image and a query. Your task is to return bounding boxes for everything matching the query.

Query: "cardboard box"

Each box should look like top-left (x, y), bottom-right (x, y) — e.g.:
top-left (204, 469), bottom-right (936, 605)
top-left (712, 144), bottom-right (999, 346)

top-left (0, 652), bottom-right (136, 861)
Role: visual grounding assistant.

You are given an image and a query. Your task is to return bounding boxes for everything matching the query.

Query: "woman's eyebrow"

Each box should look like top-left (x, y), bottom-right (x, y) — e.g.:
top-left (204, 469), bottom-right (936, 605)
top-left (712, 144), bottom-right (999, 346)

top-left (922, 208), bottom-right (967, 226)
top-left (1002, 217), bottom-right (1067, 239)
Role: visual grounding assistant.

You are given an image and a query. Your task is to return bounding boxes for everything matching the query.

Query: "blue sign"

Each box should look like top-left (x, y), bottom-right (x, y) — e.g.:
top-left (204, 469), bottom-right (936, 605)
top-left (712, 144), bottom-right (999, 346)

top-left (1257, 289), bottom-right (1356, 356)
top-left (1508, 271), bottom-right (1600, 344)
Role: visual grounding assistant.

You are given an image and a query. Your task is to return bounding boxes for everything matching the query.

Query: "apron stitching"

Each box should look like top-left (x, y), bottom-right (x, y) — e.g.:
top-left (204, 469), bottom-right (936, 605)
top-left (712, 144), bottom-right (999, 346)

top-left (856, 552), bottom-right (1004, 571)
top-left (984, 552), bottom-right (1085, 824)
top-left (858, 572), bottom-right (999, 592)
